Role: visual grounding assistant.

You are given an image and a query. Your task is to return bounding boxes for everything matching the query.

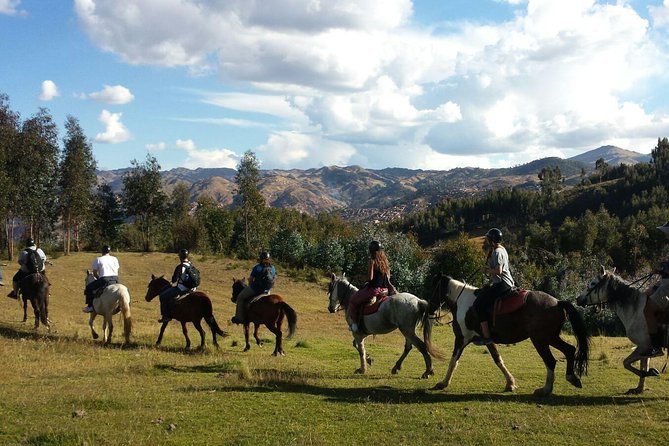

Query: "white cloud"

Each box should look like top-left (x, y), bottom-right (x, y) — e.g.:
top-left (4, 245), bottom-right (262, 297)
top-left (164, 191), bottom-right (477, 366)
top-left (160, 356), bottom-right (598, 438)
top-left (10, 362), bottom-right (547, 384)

top-left (95, 110), bottom-right (131, 143)
top-left (0, 0), bottom-right (25, 15)
top-left (174, 139), bottom-right (238, 168)
top-left (88, 84), bottom-right (134, 104)
top-left (38, 80), bottom-right (59, 101)
top-left (75, 0), bottom-right (669, 169)
top-left (146, 142), bottom-right (166, 151)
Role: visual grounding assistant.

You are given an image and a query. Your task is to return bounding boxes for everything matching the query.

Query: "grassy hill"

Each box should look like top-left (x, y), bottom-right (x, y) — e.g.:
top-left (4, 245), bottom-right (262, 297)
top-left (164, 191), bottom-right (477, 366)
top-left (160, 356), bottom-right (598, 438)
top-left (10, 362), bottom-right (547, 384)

top-left (1, 253), bottom-right (668, 445)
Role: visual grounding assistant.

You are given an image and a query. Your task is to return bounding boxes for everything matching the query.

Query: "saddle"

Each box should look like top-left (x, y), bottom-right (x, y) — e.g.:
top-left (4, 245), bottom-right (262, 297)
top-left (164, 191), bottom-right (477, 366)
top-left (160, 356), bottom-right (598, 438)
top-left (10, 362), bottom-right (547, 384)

top-left (361, 292), bottom-right (390, 316)
top-left (491, 288), bottom-right (529, 326)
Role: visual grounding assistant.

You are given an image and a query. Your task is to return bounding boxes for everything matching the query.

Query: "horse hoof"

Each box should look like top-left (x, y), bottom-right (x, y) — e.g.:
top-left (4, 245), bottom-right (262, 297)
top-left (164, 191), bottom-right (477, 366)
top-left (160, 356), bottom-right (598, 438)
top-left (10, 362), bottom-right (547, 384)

top-left (645, 368), bottom-right (660, 377)
top-left (354, 368), bottom-right (365, 374)
top-left (421, 370), bottom-right (434, 379)
top-left (504, 384), bottom-right (518, 392)
top-left (432, 382), bottom-right (446, 391)
top-left (92, 333), bottom-right (99, 340)
top-left (533, 388), bottom-right (551, 397)
top-left (243, 347), bottom-right (250, 352)
top-left (625, 388), bottom-right (644, 395)
top-left (392, 367), bottom-right (400, 375)
top-left (566, 375), bottom-right (582, 388)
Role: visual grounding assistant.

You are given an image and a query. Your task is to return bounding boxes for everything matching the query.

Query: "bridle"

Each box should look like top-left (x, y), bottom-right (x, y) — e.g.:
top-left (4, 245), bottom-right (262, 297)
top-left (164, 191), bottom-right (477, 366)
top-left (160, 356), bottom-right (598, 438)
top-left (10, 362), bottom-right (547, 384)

top-left (329, 278), bottom-right (355, 311)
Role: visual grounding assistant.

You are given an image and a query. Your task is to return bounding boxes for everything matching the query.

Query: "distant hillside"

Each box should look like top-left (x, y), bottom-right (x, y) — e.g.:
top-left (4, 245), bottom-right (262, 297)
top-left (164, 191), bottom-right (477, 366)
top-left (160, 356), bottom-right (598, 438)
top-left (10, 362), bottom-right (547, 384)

top-left (97, 145), bottom-right (651, 219)
top-left (568, 145), bottom-right (650, 166)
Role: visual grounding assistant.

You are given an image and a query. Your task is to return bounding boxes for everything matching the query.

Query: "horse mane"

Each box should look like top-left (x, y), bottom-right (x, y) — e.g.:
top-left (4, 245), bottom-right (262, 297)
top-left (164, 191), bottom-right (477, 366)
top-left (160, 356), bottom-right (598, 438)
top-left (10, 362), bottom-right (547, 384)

top-left (603, 272), bottom-right (641, 308)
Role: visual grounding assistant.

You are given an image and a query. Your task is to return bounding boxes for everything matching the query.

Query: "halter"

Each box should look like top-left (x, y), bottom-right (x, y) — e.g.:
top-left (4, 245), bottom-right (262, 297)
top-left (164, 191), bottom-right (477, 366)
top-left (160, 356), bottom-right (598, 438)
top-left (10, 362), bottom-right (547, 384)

top-left (331, 278), bottom-right (355, 310)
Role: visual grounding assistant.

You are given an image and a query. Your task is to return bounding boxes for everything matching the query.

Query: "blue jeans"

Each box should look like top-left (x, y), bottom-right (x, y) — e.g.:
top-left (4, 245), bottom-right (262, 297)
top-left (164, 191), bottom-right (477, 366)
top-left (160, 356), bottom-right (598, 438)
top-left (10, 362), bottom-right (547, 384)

top-left (159, 286), bottom-right (182, 319)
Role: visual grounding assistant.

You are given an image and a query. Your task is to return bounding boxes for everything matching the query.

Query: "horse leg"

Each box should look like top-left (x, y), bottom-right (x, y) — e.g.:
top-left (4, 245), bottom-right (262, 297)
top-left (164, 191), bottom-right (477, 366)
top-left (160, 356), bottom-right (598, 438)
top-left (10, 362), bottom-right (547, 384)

top-left (623, 351), bottom-right (657, 394)
top-left (181, 321), bottom-right (191, 350)
top-left (267, 324), bottom-right (283, 356)
top-left (550, 335), bottom-right (581, 389)
top-left (243, 323), bottom-right (251, 352)
top-left (253, 323), bottom-right (263, 347)
top-left (353, 336), bottom-right (368, 374)
top-left (105, 315), bottom-right (114, 346)
top-left (486, 343), bottom-right (518, 392)
top-left (433, 338), bottom-right (465, 390)
top-left (89, 313), bottom-right (99, 340)
top-left (156, 321), bottom-right (169, 346)
top-left (30, 298), bottom-right (39, 329)
top-left (530, 337), bottom-right (556, 396)
top-left (392, 339), bottom-right (413, 375)
top-left (395, 327), bottom-right (434, 379)
top-left (193, 320), bottom-right (206, 350)
top-left (22, 297), bottom-right (28, 323)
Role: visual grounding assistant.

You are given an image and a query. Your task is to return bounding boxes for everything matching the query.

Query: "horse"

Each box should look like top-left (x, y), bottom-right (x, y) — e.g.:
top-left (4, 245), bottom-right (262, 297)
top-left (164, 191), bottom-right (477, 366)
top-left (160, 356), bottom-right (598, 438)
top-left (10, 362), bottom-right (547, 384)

top-left (428, 275), bottom-right (590, 396)
top-left (19, 273), bottom-right (50, 330)
top-left (145, 275), bottom-right (228, 350)
top-left (231, 278), bottom-right (297, 356)
top-left (327, 273), bottom-right (443, 378)
top-left (84, 271), bottom-right (132, 346)
top-left (577, 265), bottom-right (666, 394)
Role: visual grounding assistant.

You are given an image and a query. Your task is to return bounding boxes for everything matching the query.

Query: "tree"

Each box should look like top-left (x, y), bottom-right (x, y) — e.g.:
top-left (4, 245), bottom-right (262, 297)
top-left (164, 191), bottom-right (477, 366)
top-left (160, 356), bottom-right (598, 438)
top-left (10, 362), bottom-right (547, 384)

top-left (59, 116), bottom-right (96, 254)
top-left (122, 155), bottom-right (168, 251)
top-left (651, 137), bottom-right (669, 183)
top-left (0, 93), bottom-right (20, 257)
top-left (85, 183), bottom-right (124, 250)
top-left (595, 157), bottom-right (609, 183)
top-left (234, 150), bottom-right (266, 256)
top-left (196, 196), bottom-right (234, 253)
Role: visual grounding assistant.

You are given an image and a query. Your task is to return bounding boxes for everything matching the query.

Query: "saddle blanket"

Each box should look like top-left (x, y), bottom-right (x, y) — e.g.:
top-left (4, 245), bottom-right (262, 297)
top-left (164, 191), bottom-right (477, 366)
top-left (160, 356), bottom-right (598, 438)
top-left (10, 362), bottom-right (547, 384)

top-left (494, 289), bottom-right (528, 316)
top-left (362, 294), bottom-right (390, 316)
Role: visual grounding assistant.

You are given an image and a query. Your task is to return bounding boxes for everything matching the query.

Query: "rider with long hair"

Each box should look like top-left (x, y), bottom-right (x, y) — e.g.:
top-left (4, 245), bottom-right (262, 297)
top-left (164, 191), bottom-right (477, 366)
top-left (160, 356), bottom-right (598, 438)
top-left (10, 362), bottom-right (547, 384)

top-left (474, 228), bottom-right (515, 345)
top-left (348, 240), bottom-right (397, 333)
top-left (641, 221), bottom-right (669, 357)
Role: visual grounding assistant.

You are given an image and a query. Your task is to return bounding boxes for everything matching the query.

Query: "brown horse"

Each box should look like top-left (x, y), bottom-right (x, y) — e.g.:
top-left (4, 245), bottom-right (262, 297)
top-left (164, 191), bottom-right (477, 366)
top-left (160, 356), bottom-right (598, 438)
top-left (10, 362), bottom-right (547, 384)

top-left (231, 278), bottom-right (297, 356)
top-left (145, 275), bottom-right (228, 350)
top-left (429, 275), bottom-right (590, 396)
top-left (19, 273), bottom-right (50, 330)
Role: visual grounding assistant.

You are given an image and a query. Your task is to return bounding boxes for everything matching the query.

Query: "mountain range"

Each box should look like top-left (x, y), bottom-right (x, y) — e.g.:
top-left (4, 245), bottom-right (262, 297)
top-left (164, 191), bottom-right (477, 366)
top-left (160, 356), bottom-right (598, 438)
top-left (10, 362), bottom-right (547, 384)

top-left (98, 145), bottom-right (651, 219)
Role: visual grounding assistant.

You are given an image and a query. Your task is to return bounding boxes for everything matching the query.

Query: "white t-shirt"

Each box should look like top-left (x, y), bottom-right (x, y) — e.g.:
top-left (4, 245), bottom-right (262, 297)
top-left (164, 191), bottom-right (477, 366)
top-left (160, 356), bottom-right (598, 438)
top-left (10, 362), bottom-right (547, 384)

top-left (92, 254), bottom-right (120, 278)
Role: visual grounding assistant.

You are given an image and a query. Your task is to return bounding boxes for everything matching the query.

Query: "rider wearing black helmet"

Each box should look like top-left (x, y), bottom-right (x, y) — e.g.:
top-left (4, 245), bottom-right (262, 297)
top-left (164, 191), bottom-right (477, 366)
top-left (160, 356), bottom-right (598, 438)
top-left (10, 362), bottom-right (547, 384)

top-left (231, 251), bottom-right (277, 324)
top-left (7, 237), bottom-right (47, 299)
top-left (83, 244), bottom-right (120, 313)
top-left (473, 228), bottom-right (515, 345)
top-left (158, 248), bottom-right (197, 323)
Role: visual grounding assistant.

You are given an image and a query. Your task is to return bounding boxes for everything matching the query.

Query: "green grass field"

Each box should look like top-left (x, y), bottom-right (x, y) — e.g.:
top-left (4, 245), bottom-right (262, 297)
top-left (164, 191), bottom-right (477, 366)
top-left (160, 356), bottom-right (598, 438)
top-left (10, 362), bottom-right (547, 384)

top-left (1, 252), bottom-right (668, 445)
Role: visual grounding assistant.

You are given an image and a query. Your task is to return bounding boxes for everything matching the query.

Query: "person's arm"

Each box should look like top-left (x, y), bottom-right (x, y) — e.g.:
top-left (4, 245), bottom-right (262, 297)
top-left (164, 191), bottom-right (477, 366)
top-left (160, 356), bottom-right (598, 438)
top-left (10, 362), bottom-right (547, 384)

top-left (367, 259), bottom-right (374, 281)
top-left (248, 265), bottom-right (257, 286)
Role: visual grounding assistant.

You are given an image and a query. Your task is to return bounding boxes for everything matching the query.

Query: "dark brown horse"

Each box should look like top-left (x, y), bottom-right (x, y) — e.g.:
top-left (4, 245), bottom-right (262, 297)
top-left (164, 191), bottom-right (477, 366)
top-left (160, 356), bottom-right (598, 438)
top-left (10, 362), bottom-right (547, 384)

top-left (145, 275), bottom-right (228, 350)
top-left (429, 275), bottom-right (590, 396)
top-left (19, 273), bottom-right (50, 330)
top-left (232, 278), bottom-right (297, 356)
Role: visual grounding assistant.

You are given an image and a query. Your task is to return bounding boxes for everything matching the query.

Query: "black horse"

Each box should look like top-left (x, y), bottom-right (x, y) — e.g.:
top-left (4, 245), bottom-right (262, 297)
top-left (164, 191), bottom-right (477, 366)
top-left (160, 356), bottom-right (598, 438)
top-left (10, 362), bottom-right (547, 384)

top-left (19, 273), bottom-right (50, 330)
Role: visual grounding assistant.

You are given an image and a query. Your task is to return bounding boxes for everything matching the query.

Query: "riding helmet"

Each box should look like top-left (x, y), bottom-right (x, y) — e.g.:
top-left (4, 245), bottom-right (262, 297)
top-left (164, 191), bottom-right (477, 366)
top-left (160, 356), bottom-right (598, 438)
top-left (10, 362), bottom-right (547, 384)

top-left (485, 228), bottom-right (503, 244)
top-left (179, 248), bottom-right (189, 259)
top-left (101, 245), bottom-right (111, 254)
top-left (25, 237), bottom-right (35, 247)
top-left (368, 240), bottom-right (382, 253)
top-left (259, 251), bottom-right (270, 261)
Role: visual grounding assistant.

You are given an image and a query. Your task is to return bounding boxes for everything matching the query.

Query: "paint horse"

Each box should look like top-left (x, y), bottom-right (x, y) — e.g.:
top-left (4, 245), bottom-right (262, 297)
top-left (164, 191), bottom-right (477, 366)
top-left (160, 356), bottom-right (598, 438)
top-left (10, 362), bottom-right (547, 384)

top-left (429, 275), bottom-right (590, 396)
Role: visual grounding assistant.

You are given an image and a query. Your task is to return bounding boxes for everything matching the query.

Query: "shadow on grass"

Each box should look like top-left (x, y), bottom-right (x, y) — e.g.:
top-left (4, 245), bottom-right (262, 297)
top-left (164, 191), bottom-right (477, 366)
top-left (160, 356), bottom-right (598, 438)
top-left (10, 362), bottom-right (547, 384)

top-left (0, 323), bottom-right (142, 350)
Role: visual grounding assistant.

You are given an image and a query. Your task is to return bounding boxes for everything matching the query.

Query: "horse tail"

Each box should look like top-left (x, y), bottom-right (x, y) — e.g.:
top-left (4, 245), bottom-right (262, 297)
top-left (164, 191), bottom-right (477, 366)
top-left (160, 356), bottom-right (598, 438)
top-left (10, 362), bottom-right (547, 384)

top-left (280, 302), bottom-right (297, 340)
top-left (119, 286), bottom-right (132, 342)
top-left (202, 296), bottom-right (226, 337)
top-left (559, 300), bottom-right (590, 377)
top-left (420, 301), bottom-right (445, 360)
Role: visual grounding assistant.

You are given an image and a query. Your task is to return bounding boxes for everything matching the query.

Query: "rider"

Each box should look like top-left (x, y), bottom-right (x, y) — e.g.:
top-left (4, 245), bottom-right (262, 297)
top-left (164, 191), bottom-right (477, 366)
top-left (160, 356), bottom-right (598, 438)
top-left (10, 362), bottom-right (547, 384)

top-left (158, 248), bottom-right (196, 323)
top-left (83, 245), bottom-right (120, 313)
top-left (231, 251), bottom-right (276, 324)
top-left (7, 237), bottom-right (47, 299)
top-left (640, 221), bottom-right (669, 357)
top-left (348, 240), bottom-right (397, 333)
top-left (474, 228), bottom-right (515, 345)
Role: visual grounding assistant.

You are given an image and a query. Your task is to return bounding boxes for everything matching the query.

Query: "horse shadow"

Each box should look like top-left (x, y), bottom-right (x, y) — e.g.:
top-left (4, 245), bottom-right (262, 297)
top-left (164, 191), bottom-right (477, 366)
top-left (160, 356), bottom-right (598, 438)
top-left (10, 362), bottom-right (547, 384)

top-left (174, 366), bottom-right (668, 407)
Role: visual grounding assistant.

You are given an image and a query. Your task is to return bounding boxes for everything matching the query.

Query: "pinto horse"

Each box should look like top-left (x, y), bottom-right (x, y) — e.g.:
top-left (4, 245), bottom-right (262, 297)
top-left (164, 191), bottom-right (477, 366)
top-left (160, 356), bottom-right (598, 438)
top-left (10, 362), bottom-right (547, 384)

top-left (145, 275), bottom-right (228, 350)
top-left (19, 273), bottom-right (50, 330)
top-left (328, 274), bottom-right (443, 378)
top-left (577, 266), bottom-right (666, 394)
top-left (85, 271), bottom-right (132, 346)
top-left (231, 278), bottom-right (297, 356)
top-left (429, 275), bottom-right (590, 396)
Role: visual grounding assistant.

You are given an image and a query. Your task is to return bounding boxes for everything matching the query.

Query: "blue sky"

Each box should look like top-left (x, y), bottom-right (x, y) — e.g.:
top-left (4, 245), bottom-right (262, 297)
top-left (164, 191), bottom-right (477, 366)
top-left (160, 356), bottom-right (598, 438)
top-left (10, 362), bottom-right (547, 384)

top-left (2, 0), bottom-right (669, 171)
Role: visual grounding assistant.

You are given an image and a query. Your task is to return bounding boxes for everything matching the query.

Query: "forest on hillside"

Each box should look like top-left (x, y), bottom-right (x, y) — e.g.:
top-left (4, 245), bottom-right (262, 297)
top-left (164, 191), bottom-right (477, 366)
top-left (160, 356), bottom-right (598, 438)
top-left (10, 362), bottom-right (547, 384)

top-left (2, 93), bottom-right (669, 334)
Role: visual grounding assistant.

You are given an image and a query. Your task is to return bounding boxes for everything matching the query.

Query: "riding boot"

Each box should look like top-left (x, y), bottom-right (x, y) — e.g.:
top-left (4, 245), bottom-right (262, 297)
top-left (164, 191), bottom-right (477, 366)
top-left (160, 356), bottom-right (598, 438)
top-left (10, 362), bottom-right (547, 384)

top-left (475, 321), bottom-right (494, 345)
top-left (639, 333), bottom-right (663, 357)
top-left (82, 292), bottom-right (94, 313)
top-left (7, 281), bottom-right (18, 299)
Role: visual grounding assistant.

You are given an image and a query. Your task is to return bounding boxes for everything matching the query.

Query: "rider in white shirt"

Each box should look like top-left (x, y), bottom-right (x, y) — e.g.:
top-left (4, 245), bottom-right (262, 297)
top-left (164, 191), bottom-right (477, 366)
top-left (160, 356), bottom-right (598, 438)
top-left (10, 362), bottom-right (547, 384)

top-left (83, 245), bottom-right (120, 313)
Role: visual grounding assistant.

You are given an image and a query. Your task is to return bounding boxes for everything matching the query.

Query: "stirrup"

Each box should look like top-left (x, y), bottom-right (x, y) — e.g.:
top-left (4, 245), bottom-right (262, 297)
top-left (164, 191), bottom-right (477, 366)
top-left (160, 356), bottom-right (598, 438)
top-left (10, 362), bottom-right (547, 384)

top-left (474, 337), bottom-right (493, 346)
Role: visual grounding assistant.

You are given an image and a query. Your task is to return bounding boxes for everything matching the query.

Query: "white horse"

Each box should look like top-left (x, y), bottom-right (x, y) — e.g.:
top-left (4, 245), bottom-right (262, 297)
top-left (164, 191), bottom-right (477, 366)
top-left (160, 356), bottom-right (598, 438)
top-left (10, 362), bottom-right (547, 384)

top-left (85, 271), bottom-right (132, 346)
top-left (327, 273), bottom-right (443, 378)
top-left (577, 266), bottom-right (662, 394)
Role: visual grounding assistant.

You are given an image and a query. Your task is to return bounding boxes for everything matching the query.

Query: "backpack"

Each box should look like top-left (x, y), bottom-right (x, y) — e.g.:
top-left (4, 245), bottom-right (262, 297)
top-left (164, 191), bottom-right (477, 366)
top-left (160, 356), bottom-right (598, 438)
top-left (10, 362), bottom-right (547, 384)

top-left (25, 249), bottom-right (44, 274)
top-left (182, 263), bottom-right (201, 289)
top-left (258, 265), bottom-right (276, 291)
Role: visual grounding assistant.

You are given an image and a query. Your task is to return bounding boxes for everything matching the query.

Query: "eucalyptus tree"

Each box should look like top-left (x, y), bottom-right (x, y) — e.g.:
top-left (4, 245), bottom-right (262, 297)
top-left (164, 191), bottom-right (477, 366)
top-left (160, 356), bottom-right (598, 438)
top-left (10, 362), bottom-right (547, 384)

top-left (122, 155), bottom-right (168, 251)
top-left (233, 150), bottom-right (266, 256)
top-left (0, 93), bottom-right (20, 257)
top-left (85, 183), bottom-right (124, 250)
top-left (59, 115), bottom-right (96, 254)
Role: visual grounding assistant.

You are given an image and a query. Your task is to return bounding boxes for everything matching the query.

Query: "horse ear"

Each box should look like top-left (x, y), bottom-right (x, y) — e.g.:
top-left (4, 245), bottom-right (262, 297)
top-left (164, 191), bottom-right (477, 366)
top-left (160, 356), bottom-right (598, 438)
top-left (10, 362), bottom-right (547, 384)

top-left (342, 272), bottom-right (346, 278)
top-left (151, 274), bottom-right (156, 280)
top-left (612, 266), bottom-right (617, 274)
top-left (599, 265), bottom-right (606, 276)
top-left (331, 273), bottom-right (336, 281)
top-left (86, 269), bottom-right (90, 275)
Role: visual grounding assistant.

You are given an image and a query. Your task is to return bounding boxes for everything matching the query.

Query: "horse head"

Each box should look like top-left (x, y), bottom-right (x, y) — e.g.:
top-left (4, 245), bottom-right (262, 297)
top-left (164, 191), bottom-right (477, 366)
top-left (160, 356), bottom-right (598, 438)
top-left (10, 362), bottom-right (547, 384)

top-left (328, 273), bottom-right (353, 313)
top-left (231, 277), bottom-right (247, 303)
top-left (145, 274), bottom-right (169, 302)
top-left (577, 265), bottom-right (637, 310)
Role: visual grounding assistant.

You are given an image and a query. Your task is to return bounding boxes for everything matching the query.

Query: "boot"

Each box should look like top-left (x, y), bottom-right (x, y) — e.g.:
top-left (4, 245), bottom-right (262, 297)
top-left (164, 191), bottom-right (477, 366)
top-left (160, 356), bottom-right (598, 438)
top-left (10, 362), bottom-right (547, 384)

top-left (7, 282), bottom-right (18, 299)
top-left (475, 321), bottom-right (494, 345)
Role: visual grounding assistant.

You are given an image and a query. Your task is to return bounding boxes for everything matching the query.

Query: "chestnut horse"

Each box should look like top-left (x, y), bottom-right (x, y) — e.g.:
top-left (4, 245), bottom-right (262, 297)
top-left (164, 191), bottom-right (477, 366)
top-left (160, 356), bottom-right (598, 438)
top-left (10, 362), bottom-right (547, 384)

top-left (145, 275), bottom-right (227, 350)
top-left (231, 278), bottom-right (297, 356)
top-left (429, 275), bottom-right (590, 396)
top-left (19, 273), bottom-right (50, 330)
